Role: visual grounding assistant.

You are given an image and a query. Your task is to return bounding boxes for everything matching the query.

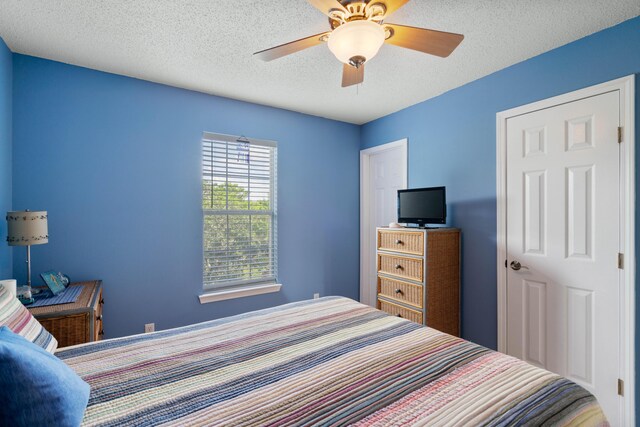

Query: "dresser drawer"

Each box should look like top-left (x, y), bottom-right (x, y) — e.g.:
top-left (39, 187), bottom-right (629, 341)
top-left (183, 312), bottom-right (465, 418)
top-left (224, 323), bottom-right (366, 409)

top-left (378, 299), bottom-right (423, 324)
top-left (95, 289), bottom-right (104, 341)
top-left (38, 314), bottom-right (90, 347)
top-left (378, 254), bottom-right (423, 282)
top-left (378, 276), bottom-right (423, 309)
top-left (377, 230), bottom-right (424, 255)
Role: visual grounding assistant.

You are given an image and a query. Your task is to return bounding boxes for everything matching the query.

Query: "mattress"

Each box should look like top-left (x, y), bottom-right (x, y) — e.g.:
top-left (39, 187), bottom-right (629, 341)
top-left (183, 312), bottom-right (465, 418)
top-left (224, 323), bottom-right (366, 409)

top-left (56, 297), bottom-right (608, 426)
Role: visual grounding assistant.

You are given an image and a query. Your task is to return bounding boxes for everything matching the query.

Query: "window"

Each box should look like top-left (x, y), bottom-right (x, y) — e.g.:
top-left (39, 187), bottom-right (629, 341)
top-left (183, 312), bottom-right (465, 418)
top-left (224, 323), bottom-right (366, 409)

top-left (202, 133), bottom-right (277, 290)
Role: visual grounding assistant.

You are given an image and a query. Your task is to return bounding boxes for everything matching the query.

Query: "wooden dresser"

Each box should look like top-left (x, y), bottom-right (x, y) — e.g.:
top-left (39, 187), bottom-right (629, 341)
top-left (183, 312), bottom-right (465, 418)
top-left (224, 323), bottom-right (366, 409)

top-left (28, 280), bottom-right (104, 348)
top-left (376, 228), bottom-right (460, 336)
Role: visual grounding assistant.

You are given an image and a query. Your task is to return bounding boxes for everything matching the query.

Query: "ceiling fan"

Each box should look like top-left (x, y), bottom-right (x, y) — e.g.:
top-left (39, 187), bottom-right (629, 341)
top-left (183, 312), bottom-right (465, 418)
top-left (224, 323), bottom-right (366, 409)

top-left (254, 0), bottom-right (464, 87)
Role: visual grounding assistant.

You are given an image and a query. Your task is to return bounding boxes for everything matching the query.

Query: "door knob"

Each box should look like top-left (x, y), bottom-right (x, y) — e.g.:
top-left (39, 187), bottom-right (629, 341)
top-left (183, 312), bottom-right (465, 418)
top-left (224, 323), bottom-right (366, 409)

top-left (510, 261), bottom-right (529, 271)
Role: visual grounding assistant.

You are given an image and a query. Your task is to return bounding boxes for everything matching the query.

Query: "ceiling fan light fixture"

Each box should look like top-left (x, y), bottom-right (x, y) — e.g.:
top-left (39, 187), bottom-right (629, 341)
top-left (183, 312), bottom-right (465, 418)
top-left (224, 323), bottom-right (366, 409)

top-left (327, 20), bottom-right (385, 65)
top-left (254, 1), bottom-right (463, 88)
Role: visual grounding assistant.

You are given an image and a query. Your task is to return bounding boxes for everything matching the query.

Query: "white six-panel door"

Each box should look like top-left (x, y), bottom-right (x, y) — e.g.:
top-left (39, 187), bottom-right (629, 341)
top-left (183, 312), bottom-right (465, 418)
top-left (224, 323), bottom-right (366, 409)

top-left (505, 91), bottom-right (621, 424)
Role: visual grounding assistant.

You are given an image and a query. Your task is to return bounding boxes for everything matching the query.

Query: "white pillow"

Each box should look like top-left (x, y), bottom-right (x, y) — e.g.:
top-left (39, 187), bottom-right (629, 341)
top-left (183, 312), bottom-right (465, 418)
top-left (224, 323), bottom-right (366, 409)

top-left (0, 284), bottom-right (58, 353)
top-left (0, 280), bottom-right (16, 297)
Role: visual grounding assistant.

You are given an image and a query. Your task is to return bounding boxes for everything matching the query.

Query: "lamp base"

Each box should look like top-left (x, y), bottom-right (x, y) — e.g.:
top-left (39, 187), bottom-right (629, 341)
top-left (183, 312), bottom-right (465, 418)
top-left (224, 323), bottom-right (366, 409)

top-left (16, 285), bottom-right (33, 300)
top-left (18, 295), bottom-right (34, 305)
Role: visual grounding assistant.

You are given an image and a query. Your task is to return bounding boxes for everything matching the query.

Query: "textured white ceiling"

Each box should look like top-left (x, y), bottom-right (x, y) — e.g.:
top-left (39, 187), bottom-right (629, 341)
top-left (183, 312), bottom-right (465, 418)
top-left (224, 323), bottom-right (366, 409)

top-left (0, 1), bottom-right (638, 124)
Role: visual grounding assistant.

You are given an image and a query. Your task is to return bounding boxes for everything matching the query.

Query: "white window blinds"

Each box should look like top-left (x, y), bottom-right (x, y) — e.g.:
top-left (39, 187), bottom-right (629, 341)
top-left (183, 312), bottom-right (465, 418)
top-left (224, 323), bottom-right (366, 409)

top-left (202, 133), bottom-right (277, 289)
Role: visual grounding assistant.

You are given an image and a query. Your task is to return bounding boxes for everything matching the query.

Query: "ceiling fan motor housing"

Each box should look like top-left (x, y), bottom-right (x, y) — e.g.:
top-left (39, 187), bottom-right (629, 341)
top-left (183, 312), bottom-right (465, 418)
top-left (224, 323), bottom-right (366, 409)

top-left (330, 1), bottom-right (386, 28)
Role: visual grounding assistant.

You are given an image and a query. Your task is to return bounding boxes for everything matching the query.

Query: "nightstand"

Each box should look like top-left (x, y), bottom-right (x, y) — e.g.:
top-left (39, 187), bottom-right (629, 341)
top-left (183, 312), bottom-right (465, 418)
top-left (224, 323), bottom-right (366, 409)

top-left (27, 280), bottom-right (104, 348)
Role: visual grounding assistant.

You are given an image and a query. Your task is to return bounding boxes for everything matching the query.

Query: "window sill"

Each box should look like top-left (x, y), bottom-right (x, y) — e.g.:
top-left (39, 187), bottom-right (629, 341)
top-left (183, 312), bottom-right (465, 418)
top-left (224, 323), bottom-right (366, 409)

top-left (198, 283), bottom-right (282, 304)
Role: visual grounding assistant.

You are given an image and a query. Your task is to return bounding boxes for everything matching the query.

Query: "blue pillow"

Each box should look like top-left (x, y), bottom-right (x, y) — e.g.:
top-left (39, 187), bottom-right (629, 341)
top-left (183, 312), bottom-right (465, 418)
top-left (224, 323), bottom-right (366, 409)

top-left (0, 326), bottom-right (90, 427)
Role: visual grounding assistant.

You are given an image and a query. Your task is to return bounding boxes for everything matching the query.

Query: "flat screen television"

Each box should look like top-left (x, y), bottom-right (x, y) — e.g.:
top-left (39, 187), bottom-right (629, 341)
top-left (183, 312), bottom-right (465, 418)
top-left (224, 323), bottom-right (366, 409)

top-left (397, 186), bottom-right (446, 227)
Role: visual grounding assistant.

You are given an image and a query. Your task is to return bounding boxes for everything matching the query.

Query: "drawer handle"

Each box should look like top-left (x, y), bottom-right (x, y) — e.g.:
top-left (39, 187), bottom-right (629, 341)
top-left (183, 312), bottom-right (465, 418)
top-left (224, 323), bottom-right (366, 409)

top-left (395, 264), bottom-right (403, 270)
top-left (96, 315), bottom-right (103, 321)
top-left (395, 239), bottom-right (403, 245)
top-left (98, 330), bottom-right (104, 336)
top-left (100, 298), bottom-right (105, 305)
top-left (394, 288), bottom-right (403, 295)
top-left (396, 314), bottom-right (403, 318)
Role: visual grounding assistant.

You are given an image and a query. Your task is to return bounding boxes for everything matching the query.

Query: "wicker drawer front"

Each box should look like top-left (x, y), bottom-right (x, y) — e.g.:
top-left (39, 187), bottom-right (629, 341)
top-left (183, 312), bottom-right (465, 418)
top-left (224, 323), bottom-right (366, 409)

top-left (96, 289), bottom-right (103, 315)
top-left (378, 300), bottom-right (423, 324)
top-left (378, 254), bottom-right (423, 282)
top-left (95, 289), bottom-right (104, 341)
top-left (378, 230), bottom-right (424, 255)
top-left (40, 313), bottom-right (89, 348)
top-left (95, 318), bottom-right (103, 341)
top-left (378, 277), bottom-right (423, 309)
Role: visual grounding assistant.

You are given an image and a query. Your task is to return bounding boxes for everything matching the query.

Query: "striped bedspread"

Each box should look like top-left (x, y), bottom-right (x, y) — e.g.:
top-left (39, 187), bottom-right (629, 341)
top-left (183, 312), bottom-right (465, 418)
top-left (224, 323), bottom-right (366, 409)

top-left (56, 297), bottom-right (608, 426)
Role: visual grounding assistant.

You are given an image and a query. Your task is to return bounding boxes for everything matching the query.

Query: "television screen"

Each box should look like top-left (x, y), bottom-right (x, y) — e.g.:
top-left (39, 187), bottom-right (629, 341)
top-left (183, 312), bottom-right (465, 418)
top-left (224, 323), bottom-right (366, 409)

top-left (397, 187), bottom-right (446, 225)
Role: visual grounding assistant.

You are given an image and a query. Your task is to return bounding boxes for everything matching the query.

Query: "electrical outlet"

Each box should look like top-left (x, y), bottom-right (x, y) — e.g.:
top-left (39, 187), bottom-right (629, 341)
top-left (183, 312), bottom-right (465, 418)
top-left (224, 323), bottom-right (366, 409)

top-left (144, 323), bottom-right (155, 333)
top-left (313, 293), bottom-right (320, 299)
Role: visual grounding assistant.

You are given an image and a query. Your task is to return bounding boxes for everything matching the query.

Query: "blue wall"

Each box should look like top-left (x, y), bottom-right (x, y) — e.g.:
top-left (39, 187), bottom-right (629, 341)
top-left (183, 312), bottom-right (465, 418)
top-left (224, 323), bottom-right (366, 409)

top-left (11, 55), bottom-right (361, 338)
top-left (7, 16), bottom-right (640, 407)
top-left (0, 38), bottom-right (11, 279)
top-left (361, 16), bottom-right (640, 350)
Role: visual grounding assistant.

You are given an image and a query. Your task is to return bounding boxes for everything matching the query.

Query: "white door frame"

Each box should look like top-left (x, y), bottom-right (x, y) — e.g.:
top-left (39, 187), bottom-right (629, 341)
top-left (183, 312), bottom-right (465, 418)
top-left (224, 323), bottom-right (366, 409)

top-left (360, 139), bottom-right (408, 306)
top-left (496, 75), bottom-right (635, 424)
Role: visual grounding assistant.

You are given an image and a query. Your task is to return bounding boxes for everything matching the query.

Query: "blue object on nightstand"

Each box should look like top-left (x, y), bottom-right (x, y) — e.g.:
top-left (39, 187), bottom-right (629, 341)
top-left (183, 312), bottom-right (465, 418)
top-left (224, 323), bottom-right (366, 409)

top-left (40, 271), bottom-right (66, 295)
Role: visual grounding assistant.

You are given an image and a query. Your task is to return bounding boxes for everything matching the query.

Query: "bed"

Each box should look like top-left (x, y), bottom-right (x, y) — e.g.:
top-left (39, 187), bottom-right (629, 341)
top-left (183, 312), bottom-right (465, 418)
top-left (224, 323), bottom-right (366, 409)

top-left (56, 297), bottom-right (608, 426)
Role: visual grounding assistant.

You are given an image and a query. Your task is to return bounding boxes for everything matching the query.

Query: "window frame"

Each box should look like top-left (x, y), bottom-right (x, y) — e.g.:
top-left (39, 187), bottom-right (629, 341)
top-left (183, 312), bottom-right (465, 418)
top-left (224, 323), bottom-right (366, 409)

top-left (201, 132), bottom-right (278, 292)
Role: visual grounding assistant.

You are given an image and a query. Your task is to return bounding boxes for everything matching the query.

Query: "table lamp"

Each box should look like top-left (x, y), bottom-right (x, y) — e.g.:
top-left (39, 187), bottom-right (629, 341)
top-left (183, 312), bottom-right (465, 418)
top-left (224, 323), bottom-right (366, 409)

top-left (6, 210), bottom-right (48, 303)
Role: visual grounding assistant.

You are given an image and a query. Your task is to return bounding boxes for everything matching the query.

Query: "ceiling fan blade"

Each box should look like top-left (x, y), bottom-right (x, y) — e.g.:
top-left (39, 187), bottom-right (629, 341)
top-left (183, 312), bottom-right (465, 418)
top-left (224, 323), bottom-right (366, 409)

top-left (307, 0), bottom-right (348, 16)
top-left (366, 0), bottom-right (410, 19)
top-left (254, 32), bottom-right (330, 61)
top-left (342, 63), bottom-right (364, 87)
top-left (384, 24), bottom-right (464, 57)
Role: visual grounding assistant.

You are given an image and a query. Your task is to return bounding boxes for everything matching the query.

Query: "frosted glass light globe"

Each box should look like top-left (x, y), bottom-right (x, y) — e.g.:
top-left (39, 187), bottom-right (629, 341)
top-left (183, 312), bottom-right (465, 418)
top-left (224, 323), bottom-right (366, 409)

top-left (327, 20), bottom-right (385, 65)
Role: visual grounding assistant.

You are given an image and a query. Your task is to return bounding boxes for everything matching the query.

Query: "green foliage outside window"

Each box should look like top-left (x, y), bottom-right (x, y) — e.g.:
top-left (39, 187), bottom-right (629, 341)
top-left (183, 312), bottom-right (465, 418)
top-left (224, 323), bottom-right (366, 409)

top-left (203, 182), bottom-right (274, 286)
